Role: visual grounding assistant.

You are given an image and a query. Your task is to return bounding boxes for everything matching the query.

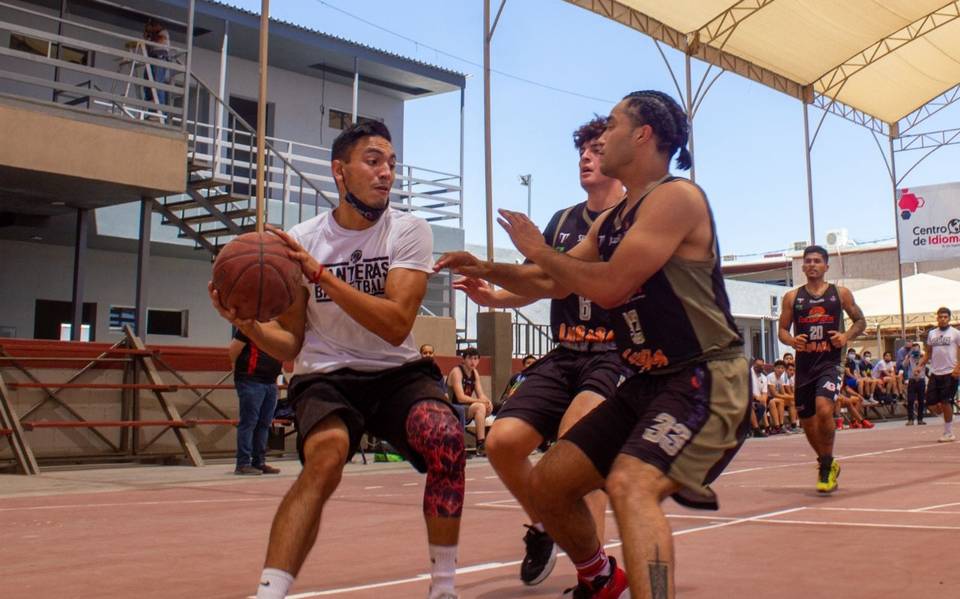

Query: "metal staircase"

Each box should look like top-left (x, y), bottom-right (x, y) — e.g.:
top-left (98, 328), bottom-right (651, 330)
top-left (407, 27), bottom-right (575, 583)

top-left (156, 74), bottom-right (338, 254)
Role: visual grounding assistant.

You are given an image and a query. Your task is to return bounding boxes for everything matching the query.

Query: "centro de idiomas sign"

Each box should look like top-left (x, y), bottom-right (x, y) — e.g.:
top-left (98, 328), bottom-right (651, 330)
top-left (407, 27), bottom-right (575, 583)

top-left (897, 182), bottom-right (960, 264)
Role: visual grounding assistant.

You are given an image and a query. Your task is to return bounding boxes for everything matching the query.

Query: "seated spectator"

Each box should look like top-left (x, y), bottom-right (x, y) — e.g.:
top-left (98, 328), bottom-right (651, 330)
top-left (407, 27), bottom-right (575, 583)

top-left (838, 382), bottom-right (874, 429)
top-left (419, 343), bottom-right (435, 358)
top-left (750, 357), bottom-right (772, 437)
top-left (903, 345), bottom-right (928, 426)
top-left (765, 359), bottom-right (792, 434)
top-left (496, 354), bottom-right (537, 414)
top-left (782, 352), bottom-right (794, 368)
top-left (858, 350), bottom-right (878, 399)
top-left (873, 352), bottom-right (902, 406)
top-left (446, 347), bottom-right (493, 456)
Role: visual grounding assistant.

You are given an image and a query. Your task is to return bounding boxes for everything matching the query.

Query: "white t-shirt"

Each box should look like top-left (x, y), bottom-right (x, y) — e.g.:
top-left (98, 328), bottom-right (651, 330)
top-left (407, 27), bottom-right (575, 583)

top-left (766, 371), bottom-right (788, 394)
top-left (288, 209), bottom-right (433, 374)
top-left (751, 369), bottom-right (767, 397)
top-left (926, 326), bottom-right (960, 376)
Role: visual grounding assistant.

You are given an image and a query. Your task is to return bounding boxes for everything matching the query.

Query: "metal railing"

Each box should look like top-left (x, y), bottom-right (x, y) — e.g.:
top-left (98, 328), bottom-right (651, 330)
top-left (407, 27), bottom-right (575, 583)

top-left (511, 308), bottom-right (555, 358)
top-left (0, 1), bottom-right (189, 129)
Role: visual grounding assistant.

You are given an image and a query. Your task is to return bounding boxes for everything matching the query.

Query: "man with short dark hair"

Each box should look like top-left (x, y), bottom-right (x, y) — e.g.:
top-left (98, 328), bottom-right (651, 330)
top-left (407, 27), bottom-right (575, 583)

top-left (779, 245), bottom-right (866, 493)
top-left (918, 307), bottom-right (960, 442)
top-left (210, 121), bottom-right (465, 599)
top-left (229, 330), bottom-right (283, 475)
top-left (447, 346), bottom-right (493, 455)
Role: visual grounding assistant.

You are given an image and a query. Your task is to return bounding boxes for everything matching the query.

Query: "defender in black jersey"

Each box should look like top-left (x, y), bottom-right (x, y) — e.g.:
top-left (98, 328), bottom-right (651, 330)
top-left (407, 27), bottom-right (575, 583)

top-left (445, 116), bottom-right (626, 587)
top-left (443, 91), bottom-right (748, 599)
top-left (779, 245), bottom-right (866, 494)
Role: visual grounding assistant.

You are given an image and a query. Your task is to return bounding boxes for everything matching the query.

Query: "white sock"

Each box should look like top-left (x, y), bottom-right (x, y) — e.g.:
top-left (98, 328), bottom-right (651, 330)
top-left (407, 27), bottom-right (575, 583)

top-left (945, 421), bottom-right (953, 435)
top-left (429, 544), bottom-right (458, 596)
top-left (532, 522), bottom-right (545, 533)
top-left (256, 568), bottom-right (293, 599)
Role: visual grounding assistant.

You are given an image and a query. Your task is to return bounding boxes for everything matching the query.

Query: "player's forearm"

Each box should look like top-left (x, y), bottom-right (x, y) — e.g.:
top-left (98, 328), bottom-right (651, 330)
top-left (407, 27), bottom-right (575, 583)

top-left (479, 262), bottom-right (569, 300)
top-left (846, 318), bottom-right (867, 341)
top-left (319, 277), bottom-right (416, 346)
top-left (526, 247), bottom-right (630, 308)
top-left (487, 288), bottom-right (538, 308)
top-left (241, 321), bottom-right (302, 362)
top-left (778, 327), bottom-right (795, 346)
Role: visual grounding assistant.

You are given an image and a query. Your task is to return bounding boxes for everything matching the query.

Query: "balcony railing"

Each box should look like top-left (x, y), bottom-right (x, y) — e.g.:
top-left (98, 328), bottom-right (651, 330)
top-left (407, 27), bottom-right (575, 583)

top-left (0, 0), bottom-right (191, 129)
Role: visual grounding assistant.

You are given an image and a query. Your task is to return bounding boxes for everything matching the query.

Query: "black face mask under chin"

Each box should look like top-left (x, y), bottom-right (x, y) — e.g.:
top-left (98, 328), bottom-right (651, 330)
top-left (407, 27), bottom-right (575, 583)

top-left (341, 181), bottom-right (387, 222)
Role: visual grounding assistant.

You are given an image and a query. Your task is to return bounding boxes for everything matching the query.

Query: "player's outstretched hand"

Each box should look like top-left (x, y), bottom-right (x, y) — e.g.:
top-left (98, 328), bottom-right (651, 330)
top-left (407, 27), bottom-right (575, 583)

top-left (497, 209), bottom-right (547, 260)
top-left (453, 277), bottom-right (498, 306)
top-left (207, 281), bottom-right (256, 332)
top-left (792, 334), bottom-right (808, 352)
top-left (435, 251), bottom-right (489, 278)
top-left (266, 224), bottom-right (323, 282)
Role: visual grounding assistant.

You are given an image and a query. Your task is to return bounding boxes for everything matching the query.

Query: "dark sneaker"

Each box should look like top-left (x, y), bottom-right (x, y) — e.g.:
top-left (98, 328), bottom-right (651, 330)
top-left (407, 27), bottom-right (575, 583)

top-left (234, 465), bottom-right (262, 476)
top-left (475, 441), bottom-right (486, 458)
top-left (562, 556), bottom-right (630, 598)
top-left (816, 459), bottom-right (840, 494)
top-left (520, 525), bottom-right (557, 585)
top-left (256, 464), bottom-right (281, 474)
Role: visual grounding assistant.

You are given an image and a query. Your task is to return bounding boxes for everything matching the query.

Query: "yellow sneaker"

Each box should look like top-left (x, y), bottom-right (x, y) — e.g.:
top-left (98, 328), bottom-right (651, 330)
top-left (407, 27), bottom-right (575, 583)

top-left (816, 459), bottom-right (840, 494)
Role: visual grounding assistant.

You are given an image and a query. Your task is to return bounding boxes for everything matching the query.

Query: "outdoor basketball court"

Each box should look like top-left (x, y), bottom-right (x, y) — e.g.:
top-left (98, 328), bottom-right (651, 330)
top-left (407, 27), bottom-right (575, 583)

top-left (2, 421), bottom-right (959, 598)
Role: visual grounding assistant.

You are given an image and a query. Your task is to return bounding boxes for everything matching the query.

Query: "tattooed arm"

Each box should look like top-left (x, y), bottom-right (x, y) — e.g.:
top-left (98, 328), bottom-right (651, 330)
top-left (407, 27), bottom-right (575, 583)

top-left (833, 286), bottom-right (867, 348)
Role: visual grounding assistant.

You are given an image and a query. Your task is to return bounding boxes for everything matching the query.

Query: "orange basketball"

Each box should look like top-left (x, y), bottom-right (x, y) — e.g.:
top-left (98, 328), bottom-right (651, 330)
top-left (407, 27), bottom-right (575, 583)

top-left (211, 232), bottom-right (302, 321)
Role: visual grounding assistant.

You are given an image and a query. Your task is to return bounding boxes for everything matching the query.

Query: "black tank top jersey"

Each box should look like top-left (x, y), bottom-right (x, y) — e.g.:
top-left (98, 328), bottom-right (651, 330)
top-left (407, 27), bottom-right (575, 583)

top-left (595, 178), bottom-right (743, 374)
top-left (792, 284), bottom-right (843, 385)
top-left (458, 364), bottom-right (477, 397)
top-left (541, 201), bottom-right (615, 350)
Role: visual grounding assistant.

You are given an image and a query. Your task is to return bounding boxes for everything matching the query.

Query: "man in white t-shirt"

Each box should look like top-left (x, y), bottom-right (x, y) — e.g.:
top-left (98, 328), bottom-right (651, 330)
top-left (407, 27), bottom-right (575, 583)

top-left (767, 359), bottom-right (798, 433)
top-left (919, 307), bottom-right (960, 442)
top-left (209, 122), bottom-right (464, 599)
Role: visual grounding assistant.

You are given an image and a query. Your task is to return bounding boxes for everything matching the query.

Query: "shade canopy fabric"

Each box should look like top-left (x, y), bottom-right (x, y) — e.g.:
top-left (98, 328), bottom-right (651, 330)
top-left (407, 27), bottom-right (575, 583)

top-left (564, 0), bottom-right (960, 127)
top-left (851, 273), bottom-right (960, 318)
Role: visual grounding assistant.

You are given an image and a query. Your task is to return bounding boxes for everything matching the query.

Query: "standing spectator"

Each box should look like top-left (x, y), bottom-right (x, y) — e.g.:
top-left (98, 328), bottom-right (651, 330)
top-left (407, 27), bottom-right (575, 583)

top-left (143, 19), bottom-right (173, 106)
top-left (446, 347), bottom-right (493, 455)
top-left (229, 330), bottom-right (282, 475)
top-left (919, 307), bottom-right (960, 442)
top-left (904, 344), bottom-right (928, 426)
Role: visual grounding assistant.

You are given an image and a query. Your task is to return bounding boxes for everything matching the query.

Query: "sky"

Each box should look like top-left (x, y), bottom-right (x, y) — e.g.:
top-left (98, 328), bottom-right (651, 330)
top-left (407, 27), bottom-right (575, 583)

top-left (224, 0), bottom-right (960, 259)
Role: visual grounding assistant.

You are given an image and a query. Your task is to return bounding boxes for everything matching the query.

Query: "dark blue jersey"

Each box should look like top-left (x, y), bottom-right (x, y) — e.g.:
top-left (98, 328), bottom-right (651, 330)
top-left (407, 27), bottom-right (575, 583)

top-left (792, 284), bottom-right (843, 385)
top-left (541, 201), bottom-right (616, 350)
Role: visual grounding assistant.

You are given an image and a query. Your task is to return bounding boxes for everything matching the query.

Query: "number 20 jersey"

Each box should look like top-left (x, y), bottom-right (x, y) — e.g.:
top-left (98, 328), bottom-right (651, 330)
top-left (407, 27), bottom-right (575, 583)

top-left (792, 284), bottom-right (843, 386)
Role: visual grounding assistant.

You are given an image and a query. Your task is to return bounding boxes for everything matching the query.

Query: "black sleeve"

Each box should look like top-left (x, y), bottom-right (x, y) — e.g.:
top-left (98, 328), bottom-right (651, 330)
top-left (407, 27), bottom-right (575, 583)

top-left (541, 210), bottom-right (564, 249)
top-left (233, 329), bottom-right (249, 344)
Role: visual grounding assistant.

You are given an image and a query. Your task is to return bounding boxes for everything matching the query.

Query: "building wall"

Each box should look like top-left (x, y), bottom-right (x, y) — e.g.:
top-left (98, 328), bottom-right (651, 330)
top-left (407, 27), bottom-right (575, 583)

top-left (0, 239), bottom-right (231, 346)
top-left (789, 247), bottom-right (960, 291)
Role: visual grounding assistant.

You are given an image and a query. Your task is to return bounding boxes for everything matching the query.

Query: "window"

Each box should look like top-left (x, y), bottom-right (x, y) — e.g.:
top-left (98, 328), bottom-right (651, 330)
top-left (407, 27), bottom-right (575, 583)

top-left (148, 309), bottom-right (189, 337)
top-left (108, 306), bottom-right (137, 331)
top-left (109, 306), bottom-right (188, 337)
top-left (9, 34), bottom-right (90, 66)
top-left (328, 108), bottom-right (382, 130)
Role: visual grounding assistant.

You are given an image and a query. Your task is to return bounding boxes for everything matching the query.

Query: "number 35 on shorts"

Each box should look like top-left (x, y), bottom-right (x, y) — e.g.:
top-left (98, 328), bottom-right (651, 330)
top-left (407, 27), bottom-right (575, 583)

top-left (642, 413), bottom-right (692, 457)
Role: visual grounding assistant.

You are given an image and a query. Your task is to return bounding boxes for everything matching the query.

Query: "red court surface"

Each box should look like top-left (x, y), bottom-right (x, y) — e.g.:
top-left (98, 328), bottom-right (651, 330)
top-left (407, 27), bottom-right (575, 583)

top-left (3, 421), bottom-right (960, 598)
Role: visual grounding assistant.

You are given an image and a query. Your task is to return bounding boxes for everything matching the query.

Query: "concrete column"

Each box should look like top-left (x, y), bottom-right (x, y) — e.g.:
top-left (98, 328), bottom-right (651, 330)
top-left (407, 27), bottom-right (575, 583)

top-left (477, 311), bottom-right (512, 402)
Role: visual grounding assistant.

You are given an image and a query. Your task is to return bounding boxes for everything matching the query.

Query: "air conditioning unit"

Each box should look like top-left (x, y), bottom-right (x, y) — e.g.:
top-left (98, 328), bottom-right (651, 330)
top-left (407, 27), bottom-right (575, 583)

top-left (770, 295), bottom-right (779, 317)
top-left (825, 228), bottom-right (849, 249)
top-left (791, 241), bottom-right (807, 251)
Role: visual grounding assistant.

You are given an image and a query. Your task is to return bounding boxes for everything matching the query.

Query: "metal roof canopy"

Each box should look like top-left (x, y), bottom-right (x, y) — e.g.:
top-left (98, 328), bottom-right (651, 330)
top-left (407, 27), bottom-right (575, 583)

top-left (563, 0), bottom-right (960, 339)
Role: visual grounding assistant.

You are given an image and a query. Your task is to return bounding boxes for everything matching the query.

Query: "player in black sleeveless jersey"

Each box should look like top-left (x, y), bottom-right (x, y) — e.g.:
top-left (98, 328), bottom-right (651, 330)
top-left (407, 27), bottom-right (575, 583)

top-left (445, 116), bottom-right (626, 586)
top-left (778, 245), bottom-right (866, 494)
top-left (440, 91), bottom-right (748, 599)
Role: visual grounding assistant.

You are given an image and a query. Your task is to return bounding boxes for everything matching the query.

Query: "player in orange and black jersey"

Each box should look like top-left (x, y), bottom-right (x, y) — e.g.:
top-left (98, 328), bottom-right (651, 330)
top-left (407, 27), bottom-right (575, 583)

top-left (447, 116), bottom-right (627, 587)
top-left (779, 245), bottom-right (866, 494)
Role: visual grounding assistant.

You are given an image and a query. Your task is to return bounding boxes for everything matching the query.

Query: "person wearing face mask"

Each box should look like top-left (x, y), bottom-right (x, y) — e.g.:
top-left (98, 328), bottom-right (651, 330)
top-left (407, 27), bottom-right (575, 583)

top-left (918, 307), bottom-right (960, 442)
top-left (858, 351), bottom-right (878, 400)
top-left (903, 343), bottom-right (928, 426)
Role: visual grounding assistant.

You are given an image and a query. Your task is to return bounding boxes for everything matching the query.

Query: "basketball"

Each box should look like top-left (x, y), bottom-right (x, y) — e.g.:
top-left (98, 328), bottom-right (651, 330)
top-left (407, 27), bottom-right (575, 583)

top-left (211, 232), bottom-right (302, 321)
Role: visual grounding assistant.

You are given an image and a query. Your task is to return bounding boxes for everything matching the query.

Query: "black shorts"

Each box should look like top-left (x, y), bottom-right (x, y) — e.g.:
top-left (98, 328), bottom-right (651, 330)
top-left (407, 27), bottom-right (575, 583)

top-left (562, 356), bottom-right (750, 510)
top-left (288, 358), bottom-right (454, 473)
top-left (926, 374), bottom-right (958, 405)
top-left (496, 347), bottom-right (629, 441)
top-left (796, 369), bottom-right (841, 419)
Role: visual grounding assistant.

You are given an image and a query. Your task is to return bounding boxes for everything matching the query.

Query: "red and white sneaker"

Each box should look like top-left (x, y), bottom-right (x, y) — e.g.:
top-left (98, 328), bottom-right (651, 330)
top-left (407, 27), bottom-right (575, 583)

top-left (563, 556), bottom-right (631, 599)
top-left (835, 418), bottom-right (844, 430)
top-left (860, 419), bottom-right (875, 429)
top-left (850, 421), bottom-right (862, 429)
